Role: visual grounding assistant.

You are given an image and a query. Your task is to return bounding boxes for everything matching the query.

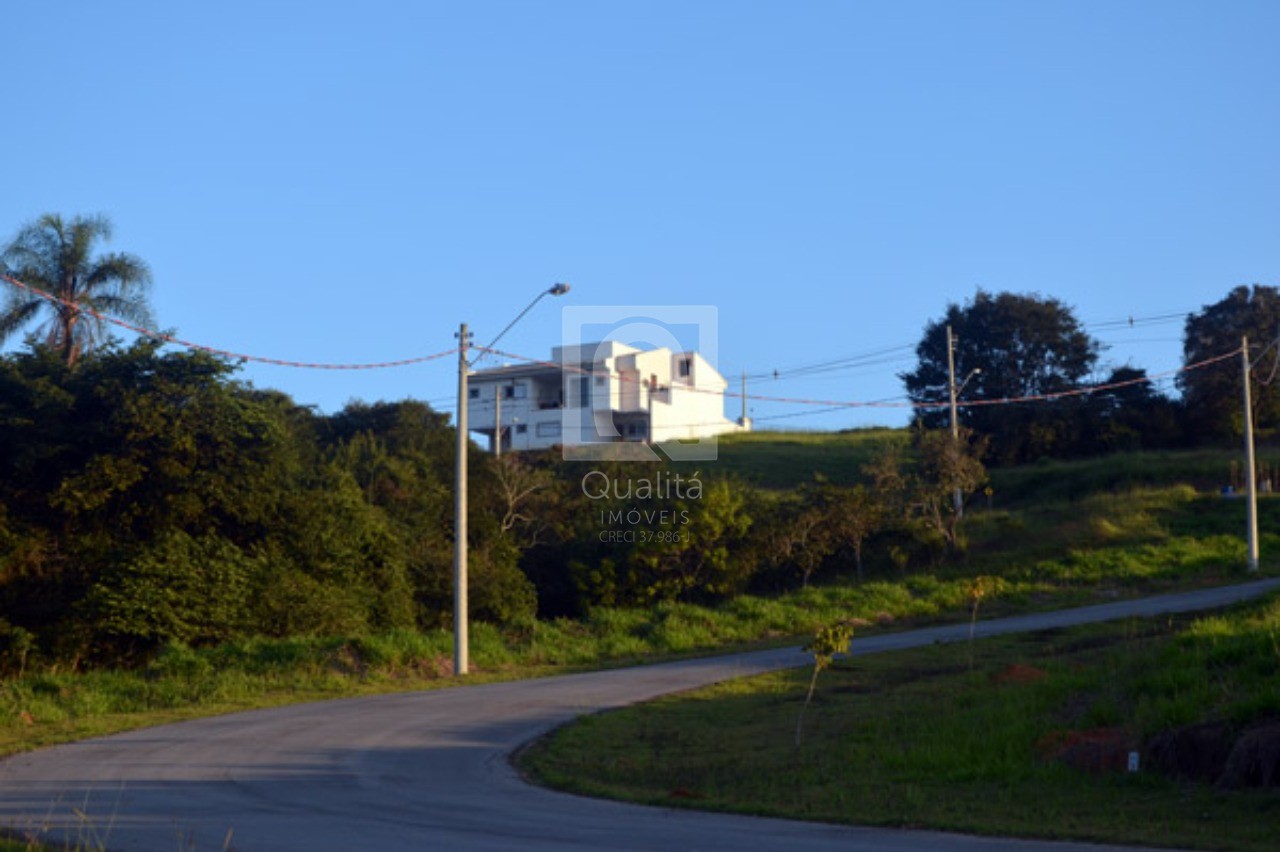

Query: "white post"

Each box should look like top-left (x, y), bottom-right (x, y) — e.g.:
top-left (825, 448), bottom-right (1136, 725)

top-left (454, 323), bottom-right (470, 675)
top-left (947, 324), bottom-right (963, 517)
top-left (1243, 335), bottom-right (1259, 572)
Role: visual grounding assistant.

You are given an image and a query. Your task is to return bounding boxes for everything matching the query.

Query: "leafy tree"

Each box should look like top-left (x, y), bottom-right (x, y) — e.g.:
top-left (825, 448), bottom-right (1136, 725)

top-left (902, 290), bottom-right (1100, 464)
top-left (84, 531), bottom-right (264, 651)
top-left (1087, 366), bottom-right (1183, 452)
top-left (1178, 285), bottom-right (1280, 442)
top-left (762, 480), bottom-right (882, 588)
top-left (0, 342), bottom-right (298, 653)
top-left (910, 427), bottom-right (988, 553)
top-left (1, 214), bottom-right (153, 365)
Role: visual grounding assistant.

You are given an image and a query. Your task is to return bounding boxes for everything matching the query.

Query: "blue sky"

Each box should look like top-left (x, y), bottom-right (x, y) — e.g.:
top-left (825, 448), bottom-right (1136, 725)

top-left (3, 1), bottom-right (1276, 429)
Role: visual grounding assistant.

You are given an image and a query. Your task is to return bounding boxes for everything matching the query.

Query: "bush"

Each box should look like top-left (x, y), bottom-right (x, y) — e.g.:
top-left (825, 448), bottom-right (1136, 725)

top-left (83, 531), bottom-right (263, 650)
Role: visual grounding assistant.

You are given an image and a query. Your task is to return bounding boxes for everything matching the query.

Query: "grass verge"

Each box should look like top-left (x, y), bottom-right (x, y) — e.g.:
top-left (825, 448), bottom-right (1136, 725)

top-left (519, 595), bottom-right (1280, 852)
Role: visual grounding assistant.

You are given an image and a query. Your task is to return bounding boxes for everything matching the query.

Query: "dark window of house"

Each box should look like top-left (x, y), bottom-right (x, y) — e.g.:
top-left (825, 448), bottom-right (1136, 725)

top-left (468, 388), bottom-right (480, 399)
top-left (516, 424), bottom-right (528, 434)
top-left (679, 358), bottom-right (691, 378)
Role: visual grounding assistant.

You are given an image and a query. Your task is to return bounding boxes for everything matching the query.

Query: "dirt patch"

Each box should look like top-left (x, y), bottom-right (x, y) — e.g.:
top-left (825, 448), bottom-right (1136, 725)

top-left (669, 788), bottom-right (705, 800)
top-left (1038, 727), bottom-right (1137, 773)
top-left (992, 663), bottom-right (1047, 685)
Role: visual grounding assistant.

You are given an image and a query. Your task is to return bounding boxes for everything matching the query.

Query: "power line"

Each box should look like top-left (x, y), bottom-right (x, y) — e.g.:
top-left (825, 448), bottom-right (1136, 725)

top-left (474, 344), bottom-right (1240, 413)
top-left (2, 272), bottom-right (1241, 416)
top-left (1, 273), bottom-right (457, 370)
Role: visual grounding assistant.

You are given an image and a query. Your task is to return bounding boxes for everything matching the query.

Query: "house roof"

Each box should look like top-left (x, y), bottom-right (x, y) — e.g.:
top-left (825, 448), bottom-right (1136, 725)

top-left (468, 361), bottom-right (561, 381)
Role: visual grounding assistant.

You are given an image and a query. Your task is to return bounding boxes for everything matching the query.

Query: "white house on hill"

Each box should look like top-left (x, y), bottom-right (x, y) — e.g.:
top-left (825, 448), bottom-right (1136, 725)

top-left (467, 341), bottom-right (748, 453)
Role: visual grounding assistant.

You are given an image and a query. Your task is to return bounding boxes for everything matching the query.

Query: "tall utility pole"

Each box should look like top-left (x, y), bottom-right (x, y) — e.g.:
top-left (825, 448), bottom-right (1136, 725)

top-left (494, 384), bottom-right (502, 458)
top-left (454, 323), bottom-right (471, 675)
top-left (741, 370), bottom-right (748, 426)
top-left (451, 284), bottom-right (569, 679)
top-left (1243, 335), bottom-right (1259, 571)
top-left (947, 324), bottom-right (963, 517)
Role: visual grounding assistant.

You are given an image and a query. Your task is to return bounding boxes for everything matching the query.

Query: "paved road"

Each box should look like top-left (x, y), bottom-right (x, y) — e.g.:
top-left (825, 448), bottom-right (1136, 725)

top-left (3, 578), bottom-right (1276, 851)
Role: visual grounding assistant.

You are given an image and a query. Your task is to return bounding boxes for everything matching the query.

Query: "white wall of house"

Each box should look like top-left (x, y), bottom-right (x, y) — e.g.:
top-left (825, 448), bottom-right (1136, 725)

top-left (466, 342), bottom-right (746, 452)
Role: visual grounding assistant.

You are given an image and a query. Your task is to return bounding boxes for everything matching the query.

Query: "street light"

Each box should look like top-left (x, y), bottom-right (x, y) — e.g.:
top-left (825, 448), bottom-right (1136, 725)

top-left (947, 325), bottom-right (982, 517)
top-left (471, 283), bottom-right (571, 367)
top-left (454, 283), bottom-right (570, 676)
top-left (949, 366), bottom-right (981, 517)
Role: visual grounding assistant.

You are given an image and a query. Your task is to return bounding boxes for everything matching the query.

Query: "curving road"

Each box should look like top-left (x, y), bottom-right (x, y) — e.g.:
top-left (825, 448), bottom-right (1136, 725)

top-left (3, 579), bottom-right (1276, 851)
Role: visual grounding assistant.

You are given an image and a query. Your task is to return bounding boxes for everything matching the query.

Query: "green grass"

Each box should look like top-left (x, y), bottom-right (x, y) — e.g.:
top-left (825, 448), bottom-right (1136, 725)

top-left (684, 428), bottom-right (907, 487)
top-left (986, 448), bottom-right (1280, 506)
top-left (520, 596), bottom-right (1280, 851)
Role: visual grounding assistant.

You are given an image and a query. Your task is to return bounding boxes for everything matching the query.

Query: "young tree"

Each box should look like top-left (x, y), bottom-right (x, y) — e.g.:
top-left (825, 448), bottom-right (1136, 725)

top-left (1, 214), bottom-right (153, 365)
top-left (902, 290), bottom-right (1100, 464)
top-left (911, 426), bottom-right (988, 553)
top-left (795, 621), bottom-right (853, 749)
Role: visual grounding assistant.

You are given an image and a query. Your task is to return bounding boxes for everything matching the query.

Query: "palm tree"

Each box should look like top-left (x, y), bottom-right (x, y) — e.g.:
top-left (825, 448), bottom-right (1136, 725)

top-left (1, 213), bottom-right (153, 366)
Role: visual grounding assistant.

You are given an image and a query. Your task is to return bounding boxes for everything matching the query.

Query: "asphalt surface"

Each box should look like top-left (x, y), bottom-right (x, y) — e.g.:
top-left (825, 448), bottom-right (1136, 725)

top-left (3, 578), bottom-right (1276, 851)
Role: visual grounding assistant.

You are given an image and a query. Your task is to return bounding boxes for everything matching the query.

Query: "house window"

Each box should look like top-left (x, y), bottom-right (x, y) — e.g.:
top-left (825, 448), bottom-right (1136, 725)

top-left (536, 422), bottom-right (561, 438)
top-left (578, 376), bottom-right (592, 407)
top-left (678, 358), bottom-right (691, 378)
top-left (468, 388), bottom-right (480, 399)
top-left (503, 383), bottom-right (527, 400)
top-left (515, 424), bottom-right (528, 434)
top-left (594, 376), bottom-right (607, 386)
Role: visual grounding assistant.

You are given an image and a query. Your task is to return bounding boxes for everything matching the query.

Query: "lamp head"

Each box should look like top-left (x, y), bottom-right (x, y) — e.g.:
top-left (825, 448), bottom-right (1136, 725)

top-left (549, 282), bottom-right (570, 296)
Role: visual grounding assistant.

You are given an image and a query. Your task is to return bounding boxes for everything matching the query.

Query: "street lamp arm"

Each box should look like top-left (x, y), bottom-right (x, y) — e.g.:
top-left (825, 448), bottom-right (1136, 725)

top-left (957, 367), bottom-right (982, 396)
top-left (471, 283), bottom-right (571, 366)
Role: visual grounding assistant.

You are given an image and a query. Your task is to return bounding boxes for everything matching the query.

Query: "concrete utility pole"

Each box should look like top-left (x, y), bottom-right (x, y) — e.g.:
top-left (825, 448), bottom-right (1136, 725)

top-left (947, 324), bottom-right (962, 517)
top-left (741, 370), bottom-right (747, 426)
top-left (1243, 335), bottom-right (1259, 571)
top-left (494, 383), bottom-right (502, 458)
top-left (454, 323), bottom-right (471, 675)
top-left (453, 284), bottom-right (569, 677)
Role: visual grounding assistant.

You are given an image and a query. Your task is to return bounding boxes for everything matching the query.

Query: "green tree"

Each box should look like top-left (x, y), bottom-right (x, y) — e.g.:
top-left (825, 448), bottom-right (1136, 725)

top-left (902, 290), bottom-right (1100, 464)
top-left (910, 426), bottom-right (988, 553)
top-left (84, 531), bottom-right (264, 650)
top-left (1, 214), bottom-right (153, 365)
top-left (762, 480), bottom-right (883, 588)
top-left (1178, 285), bottom-right (1280, 443)
top-left (1087, 366), bottom-right (1183, 451)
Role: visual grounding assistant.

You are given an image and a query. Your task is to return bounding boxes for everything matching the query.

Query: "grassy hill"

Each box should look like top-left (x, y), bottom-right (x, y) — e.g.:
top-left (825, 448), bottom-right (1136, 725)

top-left (700, 429), bottom-right (1279, 504)
top-left (682, 428), bottom-right (905, 487)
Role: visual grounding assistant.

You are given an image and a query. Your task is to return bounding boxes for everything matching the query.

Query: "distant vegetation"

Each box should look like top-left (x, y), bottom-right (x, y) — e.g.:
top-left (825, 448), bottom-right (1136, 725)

top-left (2, 213), bottom-right (1279, 727)
top-left (2, 336), bottom-right (1279, 676)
